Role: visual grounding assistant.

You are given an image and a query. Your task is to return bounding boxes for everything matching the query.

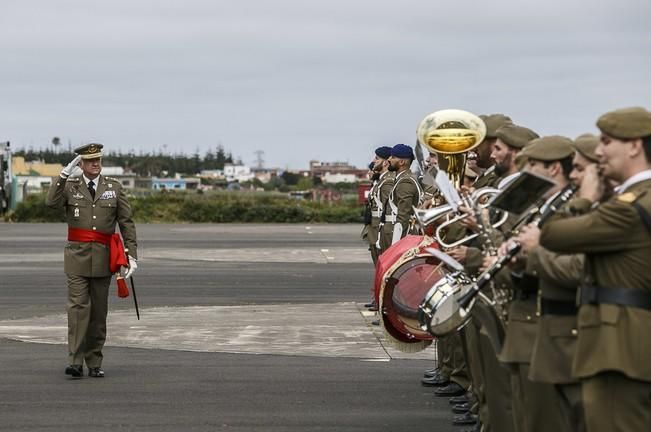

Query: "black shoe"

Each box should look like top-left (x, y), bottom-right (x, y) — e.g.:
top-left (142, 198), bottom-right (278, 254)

top-left (448, 393), bottom-right (472, 405)
top-left (65, 364), bottom-right (83, 378)
top-left (88, 367), bottom-right (104, 378)
top-left (452, 412), bottom-right (478, 426)
top-left (452, 402), bottom-right (470, 414)
top-left (421, 374), bottom-right (449, 387)
top-left (364, 302), bottom-right (377, 309)
top-left (434, 382), bottom-right (465, 397)
top-left (371, 320), bottom-right (380, 326)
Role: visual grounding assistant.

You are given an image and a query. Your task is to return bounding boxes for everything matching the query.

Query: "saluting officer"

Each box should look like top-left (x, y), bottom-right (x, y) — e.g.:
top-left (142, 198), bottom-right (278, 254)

top-left (540, 107), bottom-right (651, 432)
top-left (47, 143), bottom-right (138, 379)
top-left (379, 144), bottom-right (423, 252)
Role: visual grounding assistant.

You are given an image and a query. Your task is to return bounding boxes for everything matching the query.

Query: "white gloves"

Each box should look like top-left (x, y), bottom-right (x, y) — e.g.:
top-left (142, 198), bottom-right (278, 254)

top-left (61, 155), bottom-right (82, 178)
top-left (124, 256), bottom-right (138, 279)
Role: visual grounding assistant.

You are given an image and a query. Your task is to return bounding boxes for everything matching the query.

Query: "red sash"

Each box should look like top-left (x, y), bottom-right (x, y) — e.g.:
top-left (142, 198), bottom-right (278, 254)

top-left (67, 227), bottom-right (128, 273)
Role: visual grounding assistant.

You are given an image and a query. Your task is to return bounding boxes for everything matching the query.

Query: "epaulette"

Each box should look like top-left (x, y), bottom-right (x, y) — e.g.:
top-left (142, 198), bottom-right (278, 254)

top-left (66, 177), bottom-right (81, 182)
top-left (618, 190), bottom-right (645, 204)
top-left (104, 176), bottom-right (119, 182)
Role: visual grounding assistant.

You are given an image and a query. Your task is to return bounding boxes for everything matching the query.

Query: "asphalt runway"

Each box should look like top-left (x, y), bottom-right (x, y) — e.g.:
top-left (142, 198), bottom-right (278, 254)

top-left (0, 223), bottom-right (457, 432)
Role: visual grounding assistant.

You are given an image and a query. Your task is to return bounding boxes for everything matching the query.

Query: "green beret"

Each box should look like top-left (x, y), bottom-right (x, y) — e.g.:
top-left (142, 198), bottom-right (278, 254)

top-left (596, 107), bottom-right (651, 139)
top-left (480, 114), bottom-right (512, 138)
top-left (573, 133), bottom-right (599, 162)
top-left (521, 135), bottom-right (574, 162)
top-left (495, 124), bottom-right (539, 149)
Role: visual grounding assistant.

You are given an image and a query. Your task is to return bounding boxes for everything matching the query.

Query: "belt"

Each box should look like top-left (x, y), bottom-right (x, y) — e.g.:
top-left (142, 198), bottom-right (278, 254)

top-left (511, 273), bottom-right (539, 300)
top-left (371, 210), bottom-right (382, 217)
top-left (540, 298), bottom-right (578, 316)
top-left (68, 227), bottom-right (128, 273)
top-left (515, 286), bottom-right (537, 301)
top-left (580, 285), bottom-right (651, 311)
top-left (385, 214), bottom-right (397, 224)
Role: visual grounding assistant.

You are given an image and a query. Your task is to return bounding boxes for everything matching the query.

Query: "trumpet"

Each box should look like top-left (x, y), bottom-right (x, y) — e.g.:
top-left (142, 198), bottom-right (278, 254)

top-left (413, 187), bottom-right (509, 248)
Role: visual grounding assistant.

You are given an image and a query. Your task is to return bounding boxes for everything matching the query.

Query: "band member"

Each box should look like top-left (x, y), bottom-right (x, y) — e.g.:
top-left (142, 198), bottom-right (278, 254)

top-left (379, 144), bottom-right (423, 252)
top-left (540, 107), bottom-right (651, 432)
top-left (492, 123), bottom-right (540, 188)
top-left (367, 146), bottom-right (394, 265)
top-left (46, 143), bottom-right (138, 378)
top-left (473, 114), bottom-right (513, 188)
top-left (506, 136), bottom-right (580, 432)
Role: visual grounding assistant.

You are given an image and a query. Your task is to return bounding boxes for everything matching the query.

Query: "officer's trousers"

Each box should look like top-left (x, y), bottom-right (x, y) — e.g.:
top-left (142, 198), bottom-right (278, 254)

top-left (67, 274), bottom-right (112, 368)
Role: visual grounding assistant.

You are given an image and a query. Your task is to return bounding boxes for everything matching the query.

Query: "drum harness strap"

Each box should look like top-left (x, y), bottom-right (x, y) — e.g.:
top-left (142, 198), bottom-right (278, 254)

top-left (385, 172), bottom-right (423, 243)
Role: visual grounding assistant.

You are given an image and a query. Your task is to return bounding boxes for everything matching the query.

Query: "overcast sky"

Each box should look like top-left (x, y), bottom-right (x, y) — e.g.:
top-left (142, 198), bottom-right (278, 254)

top-left (1, 0), bottom-right (649, 169)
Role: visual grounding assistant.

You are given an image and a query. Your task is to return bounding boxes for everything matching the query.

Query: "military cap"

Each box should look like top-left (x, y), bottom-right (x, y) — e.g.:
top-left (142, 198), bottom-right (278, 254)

top-left (375, 146), bottom-right (392, 159)
top-left (495, 124), bottom-right (539, 149)
top-left (573, 133), bottom-right (600, 162)
top-left (74, 143), bottom-right (103, 159)
top-left (521, 135), bottom-right (574, 162)
top-left (597, 107), bottom-right (651, 139)
top-left (480, 114), bottom-right (513, 139)
top-left (391, 143), bottom-right (414, 160)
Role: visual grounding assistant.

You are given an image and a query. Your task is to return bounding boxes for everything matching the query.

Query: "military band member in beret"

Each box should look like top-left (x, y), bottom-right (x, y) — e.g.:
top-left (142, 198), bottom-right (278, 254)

top-left (540, 107), bottom-right (651, 432)
top-left (367, 146), bottom-right (394, 265)
top-left (46, 143), bottom-right (138, 378)
top-left (379, 144), bottom-right (423, 252)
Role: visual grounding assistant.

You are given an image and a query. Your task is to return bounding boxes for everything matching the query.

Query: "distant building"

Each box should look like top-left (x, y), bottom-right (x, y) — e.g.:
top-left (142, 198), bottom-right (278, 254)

top-left (251, 167), bottom-right (281, 183)
top-left (309, 160), bottom-right (367, 184)
top-left (199, 169), bottom-right (225, 179)
top-left (151, 177), bottom-right (200, 191)
top-left (12, 156), bottom-right (61, 177)
top-left (224, 163), bottom-right (254, 183)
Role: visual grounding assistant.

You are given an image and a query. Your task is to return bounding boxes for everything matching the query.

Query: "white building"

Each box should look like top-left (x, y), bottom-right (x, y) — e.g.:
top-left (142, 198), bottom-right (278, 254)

top-left (224, 164), bottom-right (254, 183)
top-left (322, 172), bottom-right (359, 184)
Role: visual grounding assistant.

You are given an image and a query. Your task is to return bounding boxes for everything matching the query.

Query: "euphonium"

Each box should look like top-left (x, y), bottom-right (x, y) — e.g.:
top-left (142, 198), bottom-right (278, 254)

top-left (417, 109), bottom-right (486, 189)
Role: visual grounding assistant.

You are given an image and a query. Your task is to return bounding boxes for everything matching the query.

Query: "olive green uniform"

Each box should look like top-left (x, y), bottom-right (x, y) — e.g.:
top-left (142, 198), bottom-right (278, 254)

top-left (367, 171), bottom-right (394, 264)
top-left (540, 177), bottom-right (651, 432)
top-left (527, 247), bottom-right (585, 432)
top-left (379, 170), bottom-right (421, 252)
top-left (46, 174), bottom-right (137, 368)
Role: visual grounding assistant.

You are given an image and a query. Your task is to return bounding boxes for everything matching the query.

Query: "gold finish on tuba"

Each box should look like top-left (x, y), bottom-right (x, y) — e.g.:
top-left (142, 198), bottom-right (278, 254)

top-left (417, 109), bottom-right (486, 189)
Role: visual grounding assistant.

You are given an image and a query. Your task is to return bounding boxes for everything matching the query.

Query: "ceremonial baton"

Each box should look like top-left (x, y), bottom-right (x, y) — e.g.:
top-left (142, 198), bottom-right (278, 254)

top-left (129, 276), bottom-right (140, 320)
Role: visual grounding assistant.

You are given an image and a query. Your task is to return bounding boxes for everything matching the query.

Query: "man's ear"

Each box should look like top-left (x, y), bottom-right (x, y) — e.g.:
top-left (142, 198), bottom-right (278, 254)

top-left (628, 138), bottom-right (644, 159)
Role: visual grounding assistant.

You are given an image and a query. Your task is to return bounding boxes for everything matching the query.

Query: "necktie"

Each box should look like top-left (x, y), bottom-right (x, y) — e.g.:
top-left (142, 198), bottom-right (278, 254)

top-left (88, 180), bottom-right (95, 199)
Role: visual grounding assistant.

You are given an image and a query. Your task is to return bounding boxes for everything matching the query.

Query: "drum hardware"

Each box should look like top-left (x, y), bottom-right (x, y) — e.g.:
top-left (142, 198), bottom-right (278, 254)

top-left (418, 183), bottom-right (578, 337)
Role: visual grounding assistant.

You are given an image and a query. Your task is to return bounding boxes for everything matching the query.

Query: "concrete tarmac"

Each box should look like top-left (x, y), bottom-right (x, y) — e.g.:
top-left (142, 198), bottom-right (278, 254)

top-left (0, 223), bottom-right (457, 432)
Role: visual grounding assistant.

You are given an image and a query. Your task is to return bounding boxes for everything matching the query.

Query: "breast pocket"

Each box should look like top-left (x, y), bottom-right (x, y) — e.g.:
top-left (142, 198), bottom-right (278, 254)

top-left (98, 198), bottom-right (117, 209)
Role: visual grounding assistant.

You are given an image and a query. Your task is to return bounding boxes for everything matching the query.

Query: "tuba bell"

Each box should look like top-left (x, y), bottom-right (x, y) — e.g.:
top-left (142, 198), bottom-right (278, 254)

top-left (417, 109), bottom-right (486, 189)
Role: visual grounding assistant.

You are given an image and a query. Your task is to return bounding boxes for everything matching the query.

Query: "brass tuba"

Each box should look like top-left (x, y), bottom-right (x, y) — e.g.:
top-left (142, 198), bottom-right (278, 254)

top-left (417, 109), bottom-right (486, 189)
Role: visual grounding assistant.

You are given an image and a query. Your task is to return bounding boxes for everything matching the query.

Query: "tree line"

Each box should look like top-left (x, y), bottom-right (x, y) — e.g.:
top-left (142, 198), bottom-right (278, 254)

top-left (15, 146), bottom-right (236, 177)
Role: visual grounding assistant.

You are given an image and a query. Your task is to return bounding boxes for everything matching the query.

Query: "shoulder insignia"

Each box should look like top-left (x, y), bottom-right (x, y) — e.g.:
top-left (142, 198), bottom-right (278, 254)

top-left (104, 176), bottom-right (118, 182)
top-left (618, 192), bottom-right (639, 203)
top-left (66, 177), bottom-right (80, 182)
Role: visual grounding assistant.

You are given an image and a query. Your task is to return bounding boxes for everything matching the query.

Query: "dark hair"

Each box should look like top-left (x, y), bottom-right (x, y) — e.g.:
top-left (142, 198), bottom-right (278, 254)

top-left (643, 135), bottom-right (651, 163)
top-left (543, 156), bottom-right (573, 180)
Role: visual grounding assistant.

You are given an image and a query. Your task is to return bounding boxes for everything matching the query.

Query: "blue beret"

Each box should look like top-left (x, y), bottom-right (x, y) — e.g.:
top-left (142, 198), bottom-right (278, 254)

top-left (391, 143), bottom-right (414, 160)
top-left (375, 146), bottom-right (392, 159)
top-left (368, 161), bottom-right (375, 170)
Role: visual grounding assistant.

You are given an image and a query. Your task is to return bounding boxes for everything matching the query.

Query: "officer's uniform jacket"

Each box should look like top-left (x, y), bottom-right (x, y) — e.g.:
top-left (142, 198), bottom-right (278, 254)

top-left (541, 176), bottom-right (651, 382)
top-left (46, 174), bottom-right (138, 278)
top-left (527, 247), bottom-right (583, 384)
